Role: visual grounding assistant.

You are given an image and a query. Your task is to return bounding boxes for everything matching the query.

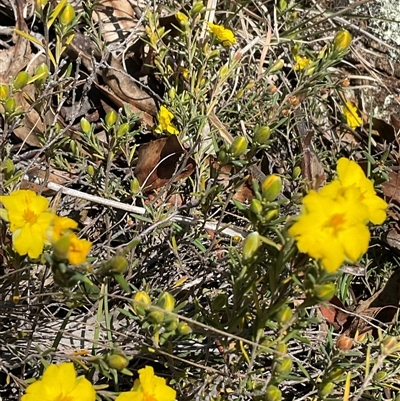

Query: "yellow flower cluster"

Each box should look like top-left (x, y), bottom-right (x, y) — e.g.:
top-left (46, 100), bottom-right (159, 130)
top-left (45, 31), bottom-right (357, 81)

top-left (22, 363), bottom-right (176, 401)
top-left (207, 22), bottom-right (236, 47)
top-left (289, 158), bottom-right (387, 273)
top-left (0, 189), bottom-right (91, 263)
top-left (155, 105), bottom-right (179, 135)
top-left (343, 101), bottom-right (362, 129)
top-left (294, 55), bottom-right (310, 71)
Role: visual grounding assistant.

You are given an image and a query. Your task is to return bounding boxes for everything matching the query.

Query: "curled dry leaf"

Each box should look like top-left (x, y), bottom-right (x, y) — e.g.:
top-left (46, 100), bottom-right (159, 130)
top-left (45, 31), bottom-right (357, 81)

top-left (135, 135), bottom-right (195, 192)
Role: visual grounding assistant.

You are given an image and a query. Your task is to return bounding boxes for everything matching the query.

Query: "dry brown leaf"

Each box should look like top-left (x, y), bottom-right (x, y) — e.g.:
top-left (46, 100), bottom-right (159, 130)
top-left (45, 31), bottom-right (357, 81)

top-left (135, 135), bottom-right (195, 192)
top-left (382, 170), bottom-right (400, 204)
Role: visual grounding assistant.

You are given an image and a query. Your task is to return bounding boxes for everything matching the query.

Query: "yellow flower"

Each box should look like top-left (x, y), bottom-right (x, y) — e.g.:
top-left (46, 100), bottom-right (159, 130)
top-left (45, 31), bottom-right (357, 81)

top-left (288, 187), bottom-right (370, 272)
top-left (48, 215), bottom-right (78, 242)
top-left (22, 362), bottom-right (96, 401)
top-left (115, 365), bottom-right (176, 401)
top-left (335, 158), bottom-right (388, 224)
top-left (207, 23), bottom-right (236, 47)
top-left (343, 101), bottom-right (362, 129)
top-left (0, 190), bottom-right (54, 258)
top-left (294, 55), bottom-right (310, 70)
top-left (155, 105), bottom-right (179, 135)
top-left (66, 233), bottom-right (92, 265)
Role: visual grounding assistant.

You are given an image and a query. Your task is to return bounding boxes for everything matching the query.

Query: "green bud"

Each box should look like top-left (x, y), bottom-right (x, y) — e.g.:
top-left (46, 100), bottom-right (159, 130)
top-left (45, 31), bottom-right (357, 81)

top-left (178, 321), bottom-right (192, 335)
top-left (254, 126), bottom-right (271, 144)
top-left (0, 84), bottom-right (9, 101)
top-left (327, 367), bottom-right (344, 382)
top-left (274, 357), bottom-right (292, 375)
top-left (87, 165), bottom-right (95, 177)
top-left (4, 97), bottom-right (16, 114)
top-left (217, 149), bottom-right (229, 165)
top-left (275, 343), bottom-right (287, 356)
top-left (107, 353), bottom-right (129, 370)
top-left (13, 71), bottom-right (30, 90)
top-left (381, 336), bottom-right (400, 355)
top-left (147, 310), bottom-right (165, 324)
top-left (333, 30), bottom-right (352, 52)
top-left (168, 87), bottom-right (176, 99)
top-left (80, 117), bottom-right (91, 134)
top-left (229, 136), bottom-right (248, 157)
top-left (176, 11), bottom-right (189, 26)
top-left (165, 317), bottom-right (179, 332)
top-left (292, 166), bottom-right (301, 179)
top-left (107, 256), bottom-right (128, 274)
top-left (265, 385), bottom-right (282, 401)
top-left (313, 283), bottom-right (336, 303)
top-left (117, 122), bottom-right (130, 137)
top-left (373, 371), bottom-right (386, 382)
top-left (130, 178), bottom-right (140, 195)
top-left (35, 0), bottom-right (47, 11)
top-left (318, 382), bottom-right (335, 398)
top-left (261, 175), bottom-right (282, 201)
top-left (132, 291), bottom-right (151, 316)
top-left (190, 1), bottom-right (204, 15)
top-left (52, 235), bottom-right (70, 262)
top-left (275, 305), bottom-right (292, 325)
top-left (242, 231), bottom-right (261, 260)
top-left (250, 199), bottom-right (263, 215)
top-left (279, 0), bottom-right (287, 12)
top-left (157, 292), bottom-right (175, 312)
top-left (269, 59), bottom-right (284, 73)
top-left (264, 208), bottom-right (279, 222)
top-left (212, 293), bottom-right (227, 312)
top-left (59, 3), bottom-right (75, 25)
top-left (34, 63), bottom-right (49, 88)
top-left (105, 110), bottom-right (117, 127)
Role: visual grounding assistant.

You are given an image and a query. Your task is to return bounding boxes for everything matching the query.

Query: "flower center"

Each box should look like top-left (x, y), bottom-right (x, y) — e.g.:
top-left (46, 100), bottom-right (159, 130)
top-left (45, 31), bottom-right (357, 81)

top-left (23, 209), bottom-right (38, 224)
top-left (328, 213), bottom-right (345, 233)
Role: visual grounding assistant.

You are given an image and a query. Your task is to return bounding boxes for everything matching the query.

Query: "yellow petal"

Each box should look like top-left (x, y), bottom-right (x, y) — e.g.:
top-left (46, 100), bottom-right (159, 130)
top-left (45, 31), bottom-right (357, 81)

top-left (68, 376), bottom-right (96, 401)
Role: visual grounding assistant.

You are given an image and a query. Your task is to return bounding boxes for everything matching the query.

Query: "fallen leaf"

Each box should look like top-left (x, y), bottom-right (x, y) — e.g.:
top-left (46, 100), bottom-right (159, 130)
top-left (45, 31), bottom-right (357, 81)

top-left (135, 135), bottom-right (195, 192)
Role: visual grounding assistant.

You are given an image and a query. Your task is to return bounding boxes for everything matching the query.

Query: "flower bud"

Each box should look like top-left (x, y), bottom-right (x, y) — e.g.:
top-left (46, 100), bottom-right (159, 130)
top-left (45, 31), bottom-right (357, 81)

top-left (217, 149), bottom-right (229, 165)
top-left (229, 136), bottom-right (248, 157)
top-left (318, 382), bottom-right (335, 398)
top-left (275, 343), bottom-right (287, 356)
top-left (59, 3), bottom-right (75, 25)
top-left (261, 175), bottom-right (282, 202)
top-left (168, 87), bottom-right (176, 99)
top-left (176, 11), bottom-right (189, 26)
top-left (274, 357), bottom-right (292, 375)
top-left (117, 122), bottom-right (130, 138)
top-left (147, 310), bottom-right (165, 324)
top-left (373, 371), bottom-right (386, 382)
top-left (381, 336), bottom-right (400, 355)
top-left (107, 256), bottom-right (128, 274)
top-left (190, 1), bottom-right (204, 15)
top-left (165, 317), bottom-right (179, 332)
top-left (87, 164), bottom-right (95, 177)
top-left (4, 97), bottom-right (16, 114)
top-left (254, 126), bottom-right (271, 144)
top-left (107, 353), bottom-right (129, 370)
top-left (132, 291), bottom-right (151, 316)
top-left (35, 0), bottom-right (47, 11)
top-left (336, 335), bottom-right (353, 351)
top-left (269, 59), bottom-right (284, 73)
top-left (13, 71), bottom-right (30, 90)
top-left (157, 292), bottom-right (175, 312)
top-left (242, 231), bottom-right (261, 260)
top-left (292, 166), bottom-right (301, 179)
top-left (265, 385), bottom-right (282, 401)
top-left (312, 283), bottom-right (335, 302)
top-left (80, 117), bottom-right (91, 134)
top-left (0, 84), bottom-right (9, 101)
top-left (34, 63), bottom-right (49, 88)
top-left (52, 235), bottom-right (71, 261)
top-left (264, 208), bottom-right (279, 222)
top-left (178, 321), bottom-right (192, 335)
top-left (250, 199), bottom-right (263, 215)
top-left (130, 178), bottom-right (140, 195)
top-left (327, 367), bottom-right (344, 381)
top-left (333, 30), bottom-right (352, 51)
top-left (105, 110), bottom-right (117, 127)
top-left (275, 304), bottom-right (292, 325)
